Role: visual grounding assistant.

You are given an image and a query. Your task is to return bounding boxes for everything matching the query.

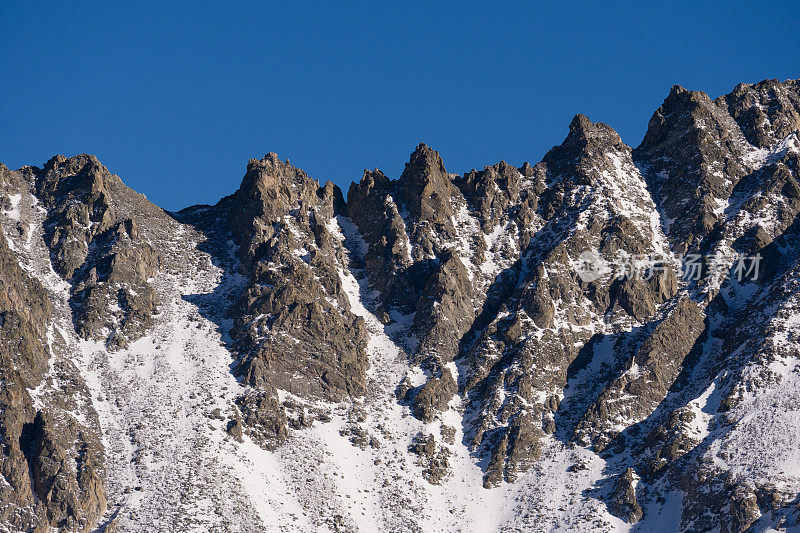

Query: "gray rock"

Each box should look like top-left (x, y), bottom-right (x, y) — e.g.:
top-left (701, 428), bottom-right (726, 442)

top-left (608, 468), bottom-right (643, 523)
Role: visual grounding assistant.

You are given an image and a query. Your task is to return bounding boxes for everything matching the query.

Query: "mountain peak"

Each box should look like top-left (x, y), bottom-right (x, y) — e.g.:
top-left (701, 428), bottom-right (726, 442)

top-left (399, 142), bottom-right (450, 190)
top-left (636, 83), bottom-right (719, 155)
top-left (567, 114), bottom-right (622, 145)
top-left (721, 78), bottom-right (800, 147)
top-left (668, 83), bottom-right (687, 98)
top-left (39, 153), bottom-right (106, 176)
top-left (568, 113), bottom-right (593, 133)
top-left (664, 84), bottom-right (711, 106)
top-left (404, 142), bottom-right (444, 172)
top-left (246, 152), bottom-right (292, 173)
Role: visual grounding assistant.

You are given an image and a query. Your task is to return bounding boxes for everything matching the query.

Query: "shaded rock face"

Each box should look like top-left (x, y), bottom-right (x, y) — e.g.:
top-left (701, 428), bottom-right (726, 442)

top-left (346, 168), bottom-right (412, 304)
top-left (69, 220), bottom-right (159, 347)
top-left (574, 297), bottom-right (706, 451)
top-left (460, 114), bottom-right (680, 486)
top-left (608, 468), bottom-right (643, 523)
top-left (347, 144), bottom-right (541, 426)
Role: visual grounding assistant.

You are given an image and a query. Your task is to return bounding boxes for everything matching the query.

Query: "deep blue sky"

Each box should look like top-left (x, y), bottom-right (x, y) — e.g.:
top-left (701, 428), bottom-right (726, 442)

top-left (2, 2), bottom-right (799, 210)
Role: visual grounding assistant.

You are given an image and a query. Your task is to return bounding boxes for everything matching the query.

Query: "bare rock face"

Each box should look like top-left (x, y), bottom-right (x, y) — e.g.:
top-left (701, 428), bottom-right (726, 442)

top-left (346, 143), bottom-right (468, 325)
top-left (346, 168), bottom-right (412, 307)
top-left (457, 161), bottom-right (527, 232)
top-left (70, 219), bottom-right (160, 347)
top-left (235, 388), bottom-right (288, 451)
top-left (222, 154), bottom-right (368, 402)
top-left (411, 249), bottom-right (474, 365)
top-left (21, 155), bottom-right (161, 348)
top-left (0, 225), bottom-right (105, 531)
top-left (30, 155), bottom-right (117, 279)
top-left (462, 114), bottom-right (679, 486)
top-left (410, 370), bottom-right (457, 423)
top-left (575, 298), bottom-right (705, 450)
top-left (397, 143), bottom-right (459, 260)
top-left (408, 433), bottom-right (451, 484)
top-left (634, 86), bottom-right (754, 254)
top-left (347, 144), bottom-right (532, 426)
top-left (346, 145), bottom-right (481, 421)
top-left (205, 154), bottom-right (370, 447)
top-left (482, 412), bottom-right (542, 487)
top-left (608, 468), bottom-right (643, 523)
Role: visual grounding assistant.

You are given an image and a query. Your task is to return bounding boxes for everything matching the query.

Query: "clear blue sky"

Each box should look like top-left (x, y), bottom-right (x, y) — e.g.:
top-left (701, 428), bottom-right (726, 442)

top-left (2, 2), bottom-right (799, 210)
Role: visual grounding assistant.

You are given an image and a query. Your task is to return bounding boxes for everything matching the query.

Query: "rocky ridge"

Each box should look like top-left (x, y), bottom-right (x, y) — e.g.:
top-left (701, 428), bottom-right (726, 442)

top-left (0, 78), bottom-right (799, 531)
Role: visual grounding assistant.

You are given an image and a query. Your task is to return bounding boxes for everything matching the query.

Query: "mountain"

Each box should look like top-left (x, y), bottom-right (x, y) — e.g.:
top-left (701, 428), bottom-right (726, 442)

top-left (1, 78), bottom-right (799, 532)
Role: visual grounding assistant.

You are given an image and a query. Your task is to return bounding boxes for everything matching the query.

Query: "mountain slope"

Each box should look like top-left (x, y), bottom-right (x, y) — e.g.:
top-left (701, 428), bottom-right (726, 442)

top-left (0, 78), bottom-right (799, 532)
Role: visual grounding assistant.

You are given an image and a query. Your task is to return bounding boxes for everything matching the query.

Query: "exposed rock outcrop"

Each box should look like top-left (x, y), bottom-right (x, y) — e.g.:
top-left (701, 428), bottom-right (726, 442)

top-left (0, 219), bottom-right (105, 531)
top-left (221, 154), bottom-right (368, 401)
top-left (20, 155), bottom-right (162, 348)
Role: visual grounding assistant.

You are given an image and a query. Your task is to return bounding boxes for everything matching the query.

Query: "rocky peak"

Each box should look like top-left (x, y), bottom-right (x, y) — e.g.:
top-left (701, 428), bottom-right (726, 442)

top-left (209, 154), bottom-right (370, 442)
top-left (637, 85), bottom-right (718, 153)
top-left (41, 152), bottom-right (105, 177)
top-left (33, 154), bottom-right (114, 208)
top-left (720, 78), bottom-right (800, 147)
top-left (534, 115), bottom-right (632, 209)
top-left (543, 115), bottom-right (627, 171)
top-left (519, 161), bottom-right (535, 176)
top-left (237, 153), bottom-right (326, 214)
top-left (346, 167), bottom-right (414, 310)
top-left (244, 152), bottom-right (302, 182)
top-left (10, 154), bottom-right (163, 349)
top-left (397, 143), bottom-right (457, 250)
top-left (634, 84), bottom-right (753, 253)
top-left (347, 168), bottom-right (392, 206)
top-left (457, 160), bottom-right (525, 231)
top-left (399, 143), bottom-right (450, 190)
top-left (319, 179), bottom-right (348, 215)
top-left (226, 152), bottom-right (347, 267)
top-left (567, 113), bottom-right (623, 146)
